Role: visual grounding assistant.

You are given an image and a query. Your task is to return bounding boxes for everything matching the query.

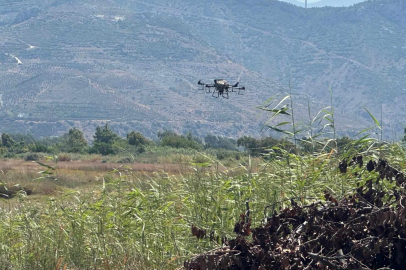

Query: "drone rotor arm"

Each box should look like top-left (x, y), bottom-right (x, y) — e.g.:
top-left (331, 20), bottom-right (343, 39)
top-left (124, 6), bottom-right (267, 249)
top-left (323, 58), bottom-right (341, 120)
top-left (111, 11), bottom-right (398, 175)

top-left (205, 84), bottom-right (215, 93)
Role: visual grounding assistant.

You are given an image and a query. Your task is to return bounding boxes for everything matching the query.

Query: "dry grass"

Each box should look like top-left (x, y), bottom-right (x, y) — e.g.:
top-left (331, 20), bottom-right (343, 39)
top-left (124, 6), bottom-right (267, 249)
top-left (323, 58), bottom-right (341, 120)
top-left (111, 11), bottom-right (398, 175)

top-left (0, 158), bottom-right (183, 173)
top-left (54, 160), bottom-right (183, 173)
top-left (0, 157), bottom-right (261, 206)
top-left (0, 159), bottom-right (187, 201)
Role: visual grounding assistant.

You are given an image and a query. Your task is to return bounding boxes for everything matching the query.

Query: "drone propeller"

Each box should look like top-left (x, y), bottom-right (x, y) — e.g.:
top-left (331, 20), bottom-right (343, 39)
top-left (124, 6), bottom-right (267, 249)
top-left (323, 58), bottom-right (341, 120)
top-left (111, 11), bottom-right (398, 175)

top-left (198, 78), bottom-right (244, 97)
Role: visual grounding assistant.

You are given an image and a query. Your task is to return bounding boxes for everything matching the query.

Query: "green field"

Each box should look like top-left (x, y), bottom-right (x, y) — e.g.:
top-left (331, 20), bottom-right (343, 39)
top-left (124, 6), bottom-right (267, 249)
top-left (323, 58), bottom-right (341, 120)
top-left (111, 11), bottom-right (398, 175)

top-left (1, 139), bottom-right (403, 269)
top-left (1, 94), bottom-right (405, 269)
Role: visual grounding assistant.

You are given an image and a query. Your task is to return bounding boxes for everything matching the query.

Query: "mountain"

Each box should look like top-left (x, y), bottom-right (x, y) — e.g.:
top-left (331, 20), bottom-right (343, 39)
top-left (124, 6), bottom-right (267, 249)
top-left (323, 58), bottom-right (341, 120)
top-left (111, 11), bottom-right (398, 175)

top-left (310, 0), bottom-right (365, 7)
top-left (0, 0), bottom-right (406, 140)
top-left (281, 0), bottom-right (366, 7)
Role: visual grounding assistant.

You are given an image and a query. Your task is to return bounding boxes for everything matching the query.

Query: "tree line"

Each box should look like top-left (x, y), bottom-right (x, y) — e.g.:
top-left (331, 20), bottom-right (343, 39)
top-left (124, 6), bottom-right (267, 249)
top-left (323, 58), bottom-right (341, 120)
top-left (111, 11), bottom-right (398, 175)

top-left (0, 124), bottom-right (356, 157)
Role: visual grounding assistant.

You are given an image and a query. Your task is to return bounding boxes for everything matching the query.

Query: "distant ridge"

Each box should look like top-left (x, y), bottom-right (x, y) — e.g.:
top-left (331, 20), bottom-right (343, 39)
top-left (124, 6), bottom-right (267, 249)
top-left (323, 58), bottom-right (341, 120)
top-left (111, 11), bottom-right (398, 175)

top-left (281, 0), bottom-right (367, 7)
top-left (0, 0), bottom-right (406, 140)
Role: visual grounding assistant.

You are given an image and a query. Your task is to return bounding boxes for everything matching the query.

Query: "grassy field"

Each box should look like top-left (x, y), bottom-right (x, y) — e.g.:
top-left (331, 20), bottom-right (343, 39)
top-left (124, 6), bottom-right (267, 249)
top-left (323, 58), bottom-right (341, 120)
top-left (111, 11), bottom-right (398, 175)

top-left (0, 153), bottom-right (262, 269)
top-left (1, 93), bottom-right (404, 269)
top-left (1, 138), bottom-right (401, 269)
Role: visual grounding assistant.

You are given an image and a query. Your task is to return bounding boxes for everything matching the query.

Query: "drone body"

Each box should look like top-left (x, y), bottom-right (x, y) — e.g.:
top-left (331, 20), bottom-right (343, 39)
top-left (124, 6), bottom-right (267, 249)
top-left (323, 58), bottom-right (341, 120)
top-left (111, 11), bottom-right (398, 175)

top-left (198, 79), bottom-right (245, 99)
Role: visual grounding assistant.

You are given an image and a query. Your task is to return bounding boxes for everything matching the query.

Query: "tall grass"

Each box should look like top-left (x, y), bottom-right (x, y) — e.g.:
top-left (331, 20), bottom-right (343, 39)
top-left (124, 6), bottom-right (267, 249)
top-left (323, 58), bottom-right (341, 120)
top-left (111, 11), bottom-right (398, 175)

top-left (0, 139), bottom-right (395, 269)
top-left (0, 92), bottom-right (401, 269)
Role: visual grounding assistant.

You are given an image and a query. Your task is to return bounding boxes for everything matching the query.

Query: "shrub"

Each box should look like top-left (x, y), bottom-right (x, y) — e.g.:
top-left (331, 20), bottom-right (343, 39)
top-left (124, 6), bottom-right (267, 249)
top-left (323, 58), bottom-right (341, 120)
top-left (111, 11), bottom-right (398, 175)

top-left (66, 128), bottom-right (88, 153)
top-left (58, 154), bottom-right (71, 162)
top-left (118, 157), bottom-right (133, 163)
top-left (237, 136), bottom-right (295, 156)
top-left (29, 144), bottom-right (49, 153)
top-left (137, 145), bottom-right (146, 154)
top-left (90, 142), bottom-right (118, 155)
top-left (127, 131), bottom-right (150, 146)
top-left (1, 133), bottom-right (15, 148)
top-left (159, 131), bottom-right (203, 150)
top-left (90, 124), bottom-right (120, 155)
top-left (24, 153), bottom-right (40, 161)
top-left (205, 134), bottom-right (237, 150)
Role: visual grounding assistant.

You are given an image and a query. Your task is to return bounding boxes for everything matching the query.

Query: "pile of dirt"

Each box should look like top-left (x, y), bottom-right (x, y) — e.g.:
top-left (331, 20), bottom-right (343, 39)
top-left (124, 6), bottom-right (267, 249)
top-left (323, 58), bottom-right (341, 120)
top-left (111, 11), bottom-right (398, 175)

top-left (185, 158), bottom-right (406, 270)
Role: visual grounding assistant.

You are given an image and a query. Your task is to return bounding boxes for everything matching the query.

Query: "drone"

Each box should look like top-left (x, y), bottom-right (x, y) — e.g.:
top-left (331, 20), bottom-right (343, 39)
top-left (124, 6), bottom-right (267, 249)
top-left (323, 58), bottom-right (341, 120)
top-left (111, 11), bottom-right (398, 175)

top-left (198, 79), bottom-right (245, 99)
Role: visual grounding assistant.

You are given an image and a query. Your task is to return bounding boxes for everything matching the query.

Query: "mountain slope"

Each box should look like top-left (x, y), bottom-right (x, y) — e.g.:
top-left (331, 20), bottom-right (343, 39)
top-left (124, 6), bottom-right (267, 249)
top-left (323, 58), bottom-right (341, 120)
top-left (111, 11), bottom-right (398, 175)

top-left (0, 0), bottom-right (406, 140)
top-left (282, 0), bottom-right (366, 7)
top-left (310, 0), bottom-right (365, 7)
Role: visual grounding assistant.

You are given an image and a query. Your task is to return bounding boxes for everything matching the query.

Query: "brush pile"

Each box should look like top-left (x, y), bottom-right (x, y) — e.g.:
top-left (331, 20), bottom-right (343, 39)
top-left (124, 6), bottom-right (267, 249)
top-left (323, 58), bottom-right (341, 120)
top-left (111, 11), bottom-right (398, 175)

top-left (185, 158), bottom-right (406, 270)
top-left (0, 184), bottom-right (32, 199)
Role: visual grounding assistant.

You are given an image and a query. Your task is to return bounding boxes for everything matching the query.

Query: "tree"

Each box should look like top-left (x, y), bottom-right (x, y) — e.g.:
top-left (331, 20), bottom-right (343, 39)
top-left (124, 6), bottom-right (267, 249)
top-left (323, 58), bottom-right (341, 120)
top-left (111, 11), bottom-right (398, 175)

top-left (204, 134), bottom-right (237, 150)
top-left (158, 130), bottom-right (202, 150)
top-left (67, 128), bottom-right (88, 153)
top-left (402, 128), bottom-right (406, 143)
top-left (157, 130), bottom-right (177, 140)
top-left (127, 131), bottom-right (149, 146)
top-left (94, 124), bottom-right (118, 144)
top-left (91, 124), bottom-right (119, 155)
top-left (237, 136), bottom-right (260, 156)
top-left (186, 131), bottom-right (193, 141)
top-left (237, 136), bottom-right (294, 156)
top-left (1, 133), bottom-right (15, 148)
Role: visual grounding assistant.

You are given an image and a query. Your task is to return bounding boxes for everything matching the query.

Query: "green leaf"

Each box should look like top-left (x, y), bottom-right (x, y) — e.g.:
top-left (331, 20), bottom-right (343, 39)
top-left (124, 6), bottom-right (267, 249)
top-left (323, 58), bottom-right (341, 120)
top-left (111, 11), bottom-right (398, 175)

top-left (267, 125), bottom-right (294, 136)
top-left (364, 107), bottom-right (381, 129)
top-left (257, 94), bottom-right (278, 108)
top-left (353, 134), bottom-right (375, 145)
top-left (258, 107), bottom-right (291, 115)
top-left (355, 127), bottom-right (374, 136)
top-left (275, 122), bottom-right (291, 127)
top-left (35, 161), bottom-right (56, 170)
top-left (273, 95), bottom-right (291, 110)
top-left (319, 123), bottom-right (333, 133)
top-left (323, 115), bottom-right (333, 123)
top-left (312, 106), bottom-right (331, 124)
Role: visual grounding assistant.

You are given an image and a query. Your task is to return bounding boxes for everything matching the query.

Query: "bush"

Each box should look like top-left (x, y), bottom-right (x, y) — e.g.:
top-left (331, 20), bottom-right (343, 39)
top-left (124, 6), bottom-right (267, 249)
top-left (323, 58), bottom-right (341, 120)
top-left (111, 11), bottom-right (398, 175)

top-left (161, 134), bottom-right (203, 150)
top-left (118, 157), bottom-right (133, 163)
top-left (127, 131), bottom-right (150, 146)
top-left (57, 154), bottom-right (71, 162)
top-left (90, 142), bottom-right (118, 155)
top-left (237, 136), bottom-right (295, 156)
top-left (205, 134), bottom-right (237, 150)
top-left (24, 153), bottom-right (40, 161)
top-left (3, 152), bottom-right (16, 158)
top-left (137, 145), bottom-right (146, 154)
top-left (64, 128), bottom-right (89, 153)
top-left (29, 144), bottom-right (49, 153)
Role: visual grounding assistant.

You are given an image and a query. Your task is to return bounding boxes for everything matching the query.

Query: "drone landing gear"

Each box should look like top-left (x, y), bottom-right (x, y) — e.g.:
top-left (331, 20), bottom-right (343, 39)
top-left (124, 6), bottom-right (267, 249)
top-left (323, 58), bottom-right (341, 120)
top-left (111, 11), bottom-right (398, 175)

top-left (212, 90), bottom-right (229, 99)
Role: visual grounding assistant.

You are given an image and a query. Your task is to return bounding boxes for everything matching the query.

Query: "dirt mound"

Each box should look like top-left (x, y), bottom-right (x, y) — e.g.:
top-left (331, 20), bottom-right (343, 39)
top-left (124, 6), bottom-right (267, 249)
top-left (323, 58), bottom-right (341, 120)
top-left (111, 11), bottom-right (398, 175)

top-left (185, 158), bottom-right (406, 270)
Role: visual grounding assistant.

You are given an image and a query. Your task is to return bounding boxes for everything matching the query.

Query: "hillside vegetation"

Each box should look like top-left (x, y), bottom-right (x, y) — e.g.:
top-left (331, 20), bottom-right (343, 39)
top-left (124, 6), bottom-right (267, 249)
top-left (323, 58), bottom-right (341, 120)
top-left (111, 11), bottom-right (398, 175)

top-left (1, 0), bottom-right (406, 139)
top-left (282, 0), bottom-right (365, 8)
